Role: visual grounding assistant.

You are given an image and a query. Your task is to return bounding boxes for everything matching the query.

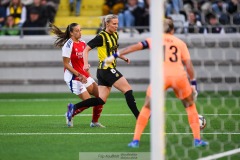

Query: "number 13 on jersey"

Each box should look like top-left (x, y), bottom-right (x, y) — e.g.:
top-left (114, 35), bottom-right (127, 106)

top-left (163, 45), bottom-right (178, 62)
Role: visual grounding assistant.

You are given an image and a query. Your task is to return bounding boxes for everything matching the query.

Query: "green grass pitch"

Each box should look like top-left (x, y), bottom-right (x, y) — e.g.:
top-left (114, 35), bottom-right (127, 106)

top-left (0, 92), bottom-right (239, 160)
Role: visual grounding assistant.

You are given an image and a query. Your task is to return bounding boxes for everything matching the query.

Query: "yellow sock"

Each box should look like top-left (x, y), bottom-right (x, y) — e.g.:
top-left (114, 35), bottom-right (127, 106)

top-left (133, 106), bottom-right (151, 140)
top-left (185, 104), bottom-right (201, 140)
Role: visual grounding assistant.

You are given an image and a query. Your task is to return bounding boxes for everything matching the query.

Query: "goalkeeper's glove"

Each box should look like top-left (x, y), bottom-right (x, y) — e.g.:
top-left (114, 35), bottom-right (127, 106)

top-left (191, 79), bottom-right (198, 100)
top-left (103, 52), bottom-right (119, 67)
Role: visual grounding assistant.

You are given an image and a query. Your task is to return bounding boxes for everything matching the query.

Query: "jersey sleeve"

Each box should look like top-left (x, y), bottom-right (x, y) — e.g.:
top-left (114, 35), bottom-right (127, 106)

top-left (180, 41), bottom-right (190, 61)
top-left (87, 35), bottom-right (103, 49)
top-left (62, 40), bottom-right (73, 58)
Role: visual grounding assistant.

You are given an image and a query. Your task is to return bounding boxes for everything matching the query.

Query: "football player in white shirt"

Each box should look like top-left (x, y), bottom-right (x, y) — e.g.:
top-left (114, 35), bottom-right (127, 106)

top-left (50, 23), bottom-right (105, 128)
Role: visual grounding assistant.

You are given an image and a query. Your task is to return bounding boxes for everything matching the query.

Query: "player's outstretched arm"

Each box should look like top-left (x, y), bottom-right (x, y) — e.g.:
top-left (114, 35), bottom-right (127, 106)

top-left (119, 43), bottom-right (143, 56)
top-left (104, 43), bottom-right (143, 66)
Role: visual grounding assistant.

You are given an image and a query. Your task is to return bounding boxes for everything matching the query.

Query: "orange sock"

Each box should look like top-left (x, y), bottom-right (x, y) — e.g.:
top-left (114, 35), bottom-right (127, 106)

top-left (133, 106), bottom-right (151, 141)
top-left (185, 104), bottom-right (200, 140)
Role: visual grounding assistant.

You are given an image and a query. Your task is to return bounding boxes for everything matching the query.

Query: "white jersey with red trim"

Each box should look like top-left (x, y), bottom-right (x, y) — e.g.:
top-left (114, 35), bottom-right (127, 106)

top-left (62, 38), bottom-right (89, 82)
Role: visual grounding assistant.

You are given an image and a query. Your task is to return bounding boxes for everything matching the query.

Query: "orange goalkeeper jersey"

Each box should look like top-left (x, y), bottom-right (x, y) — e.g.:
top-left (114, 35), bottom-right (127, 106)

top-left (141, 34), bottom-right (190, 77)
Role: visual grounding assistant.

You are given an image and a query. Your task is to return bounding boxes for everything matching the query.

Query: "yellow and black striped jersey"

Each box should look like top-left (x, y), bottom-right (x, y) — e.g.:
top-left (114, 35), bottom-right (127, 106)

top-left (87, 30), bottom-right (119, 69)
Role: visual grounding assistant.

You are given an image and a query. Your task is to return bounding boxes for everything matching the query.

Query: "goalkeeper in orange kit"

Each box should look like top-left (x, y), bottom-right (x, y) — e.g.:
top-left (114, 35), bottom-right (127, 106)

top-left (103, 18), bottom-right (208, 148)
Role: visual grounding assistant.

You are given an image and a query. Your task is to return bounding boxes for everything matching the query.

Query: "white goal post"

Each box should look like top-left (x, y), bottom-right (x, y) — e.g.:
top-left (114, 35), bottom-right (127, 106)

top-left (150, 0), bottom-right (165, 160)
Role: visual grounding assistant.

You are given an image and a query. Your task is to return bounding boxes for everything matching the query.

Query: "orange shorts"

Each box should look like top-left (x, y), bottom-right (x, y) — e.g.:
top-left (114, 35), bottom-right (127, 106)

top-left (146, 75), bottom-right (192, 100)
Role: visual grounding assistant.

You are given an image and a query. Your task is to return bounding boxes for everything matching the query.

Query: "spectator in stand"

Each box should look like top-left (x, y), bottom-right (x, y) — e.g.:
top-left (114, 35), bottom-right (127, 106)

top-left (165, 0), bottom-right (183, 16)
top-left (226, 0), bottom-right (239, 15)
top-left (197, 0), bottom-right (214, 17)
top-left (172, 0), bottom-right (183, 14)
top-left (22, 8), bottom-right (46, 35)
top-left (219, 13), bottom-right (237, 33)
top-left (138, 0), bottom-right (144, 8)
top-left (6, 0), bottom-right (27, 27)
top-left (204, 13), bottom-right (224, 34)
top-left (139, 0), bottom-right (150, 33)
top-left (164, 0), bottom-right (172, 17)
top-left (69, 0), bottom-right (81, 16)
top-left (0, 1), bottom-right (7, 27)
top-left (102, 0), bottom-right (125, 15)
top-left (184, 11), bottom-right (203, 34)
top-left (21, 0), bottom-right (33, 7)
top-left (41, 0), bottom-right (57, 23)
top-left (211, 0), bottom-right (227, 17)
top-left (27, 0), bottom-right (48, 26)
top-left (0, 14), bottom-right (20, 35)
top-left (118, 0), bottom-right (143, 33)
top-left (233, 12), bottom-right (240, 32)
top-left (1, 0), bottom-right (11, 7)
top-left (183, 0), bottom-right (194, 15)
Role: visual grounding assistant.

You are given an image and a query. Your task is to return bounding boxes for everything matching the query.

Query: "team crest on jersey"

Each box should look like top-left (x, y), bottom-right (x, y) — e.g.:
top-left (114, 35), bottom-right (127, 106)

top-left (75, 48), bottom-right (83, 58)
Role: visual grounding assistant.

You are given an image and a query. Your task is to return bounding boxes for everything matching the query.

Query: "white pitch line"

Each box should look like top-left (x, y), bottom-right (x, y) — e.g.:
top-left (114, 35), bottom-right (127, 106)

top-left (0, 133), bottom-right (148, 136)
top-left (166, 114), bottom-right (240, 116)
top-left (0, 114), bottom-right (132, 117)
top-left (198, 148), bottom-right (240, 160)
top-left (0, 97), bottom-right (237, 102)
top-left (0, 132), bottom-right (239, 136)
top-left (0, 98), bottom-right (145, 102)
top-left (0, 114), bottom-right (240, 117)
top-left (167, 133), bottom-right (240, 135)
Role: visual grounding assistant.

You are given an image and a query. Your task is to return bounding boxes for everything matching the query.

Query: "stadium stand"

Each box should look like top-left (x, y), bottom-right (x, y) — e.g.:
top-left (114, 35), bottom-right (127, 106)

top-left (0, 34), bottom-right (239, 93)
top-left (54, 0), bottom-right (103, 35)
top-left (0, 1), bottom-right (240, 93)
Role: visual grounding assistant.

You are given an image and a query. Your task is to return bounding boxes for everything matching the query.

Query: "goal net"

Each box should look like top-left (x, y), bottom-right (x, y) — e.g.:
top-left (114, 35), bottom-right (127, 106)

top-left (165, 34), bottom-right (240, 160)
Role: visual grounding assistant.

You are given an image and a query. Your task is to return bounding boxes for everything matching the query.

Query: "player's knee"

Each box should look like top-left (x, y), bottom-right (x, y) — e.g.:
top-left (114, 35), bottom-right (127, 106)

top-left (182, 93), bottom-right (195, 107)
top-left (145, 104), bottom-right (151, 109)
top-left (124, 90), bottom-right (133, 96)
top-left (97, 97), bottom-right (105, 105)
top-left (182, 100), bottom-right (194, 108)
top-left (182, 96), bottom-right (194, 107)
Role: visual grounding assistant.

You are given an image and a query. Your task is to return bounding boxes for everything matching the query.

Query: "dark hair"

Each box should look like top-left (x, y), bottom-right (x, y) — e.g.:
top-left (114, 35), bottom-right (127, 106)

top-left (30, 8), bottom-right (40, 15)
top-left (5, 15), bottom-right (15, 25)
top-left (49, 22), bottom-right (78, 47)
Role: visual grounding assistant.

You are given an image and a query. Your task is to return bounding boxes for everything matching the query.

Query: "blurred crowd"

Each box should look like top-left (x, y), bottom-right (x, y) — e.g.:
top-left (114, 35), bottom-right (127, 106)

top-left (165, 0), bottom-right (240, 34)
top-left (0, 0), bottom-right (59, 35)
top-left (101, 0), bottom-right (149, 34)
top-left (101, 0), bottom-right (240, 34)
top-left (0, 0), bottom-right (239, 36)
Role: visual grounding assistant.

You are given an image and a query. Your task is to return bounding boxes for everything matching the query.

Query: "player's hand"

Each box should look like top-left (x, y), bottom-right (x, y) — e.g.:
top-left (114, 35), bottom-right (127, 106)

top-left (104, 55), bottom-right (115, 67)
top-left (103, 52), bottom-right (119, 67)
top-left (123, 57), bottom-right (130, 64)
top-left (191, 80), bottom-right (198, 100)
top-left (77, 74), bottom-right (87, 84)
top-left (83, 64), bottom-right (90, 71)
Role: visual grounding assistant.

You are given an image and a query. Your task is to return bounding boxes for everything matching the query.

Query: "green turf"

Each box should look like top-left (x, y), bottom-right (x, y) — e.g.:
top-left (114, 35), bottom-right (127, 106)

top-left (0, 92), bottom-right (239, 160)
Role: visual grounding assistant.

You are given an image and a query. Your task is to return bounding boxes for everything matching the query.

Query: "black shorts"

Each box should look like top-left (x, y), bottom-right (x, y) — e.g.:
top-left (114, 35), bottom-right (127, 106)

top-left (97, 68), bottom-right (123, 87)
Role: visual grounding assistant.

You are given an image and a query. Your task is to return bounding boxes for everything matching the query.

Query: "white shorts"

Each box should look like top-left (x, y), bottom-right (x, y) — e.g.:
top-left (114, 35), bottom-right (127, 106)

top-left (66, 77), bottom-right (96, 95)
